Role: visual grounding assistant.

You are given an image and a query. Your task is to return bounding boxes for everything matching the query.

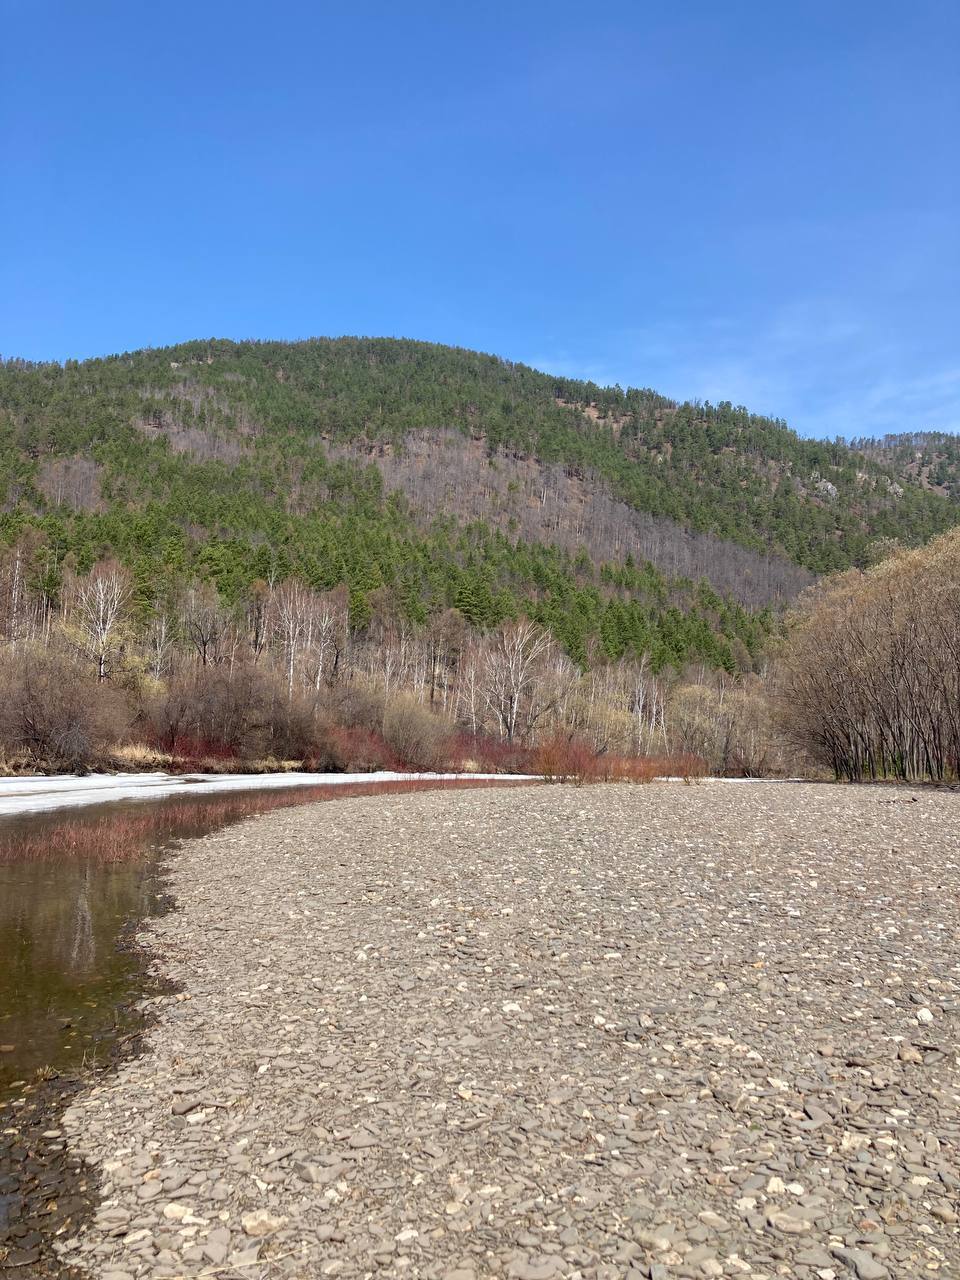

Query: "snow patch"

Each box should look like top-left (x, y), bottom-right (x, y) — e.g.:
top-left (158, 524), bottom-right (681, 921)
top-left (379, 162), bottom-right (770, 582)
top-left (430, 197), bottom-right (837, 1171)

top-left (0, 771), bottom-right (525, 818)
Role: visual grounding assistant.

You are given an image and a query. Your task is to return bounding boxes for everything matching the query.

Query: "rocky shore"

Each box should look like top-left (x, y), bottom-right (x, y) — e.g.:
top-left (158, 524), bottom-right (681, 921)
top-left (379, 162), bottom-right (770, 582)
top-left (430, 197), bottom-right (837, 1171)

top-left (55, 782), bottom-right (960, 1279)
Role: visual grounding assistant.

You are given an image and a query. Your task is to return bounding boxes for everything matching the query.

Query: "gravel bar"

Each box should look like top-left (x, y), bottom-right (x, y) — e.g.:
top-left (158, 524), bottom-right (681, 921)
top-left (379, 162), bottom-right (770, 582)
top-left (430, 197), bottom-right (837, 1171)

top-left (57, 782), bottom-right (960, 1280)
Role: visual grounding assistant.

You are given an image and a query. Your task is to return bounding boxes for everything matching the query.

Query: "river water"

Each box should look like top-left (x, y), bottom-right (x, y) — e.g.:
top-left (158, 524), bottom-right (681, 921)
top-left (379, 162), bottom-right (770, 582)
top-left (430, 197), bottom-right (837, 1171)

top-left (0, 789), bottom-right (321, 1096)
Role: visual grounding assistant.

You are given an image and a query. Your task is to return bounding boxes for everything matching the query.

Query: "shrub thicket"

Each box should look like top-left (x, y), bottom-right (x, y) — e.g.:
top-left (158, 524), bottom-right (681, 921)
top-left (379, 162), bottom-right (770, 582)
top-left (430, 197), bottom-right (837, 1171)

top-left (776, 527), bottom-right (960, 782)
top-left (0, 645), bottom-right (127, 770)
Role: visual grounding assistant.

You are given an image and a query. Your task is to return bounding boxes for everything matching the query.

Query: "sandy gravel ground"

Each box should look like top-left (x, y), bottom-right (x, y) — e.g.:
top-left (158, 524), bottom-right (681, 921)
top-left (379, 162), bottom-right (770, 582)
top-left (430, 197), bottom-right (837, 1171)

top-left (58, 782), bottom-right (960, 1280)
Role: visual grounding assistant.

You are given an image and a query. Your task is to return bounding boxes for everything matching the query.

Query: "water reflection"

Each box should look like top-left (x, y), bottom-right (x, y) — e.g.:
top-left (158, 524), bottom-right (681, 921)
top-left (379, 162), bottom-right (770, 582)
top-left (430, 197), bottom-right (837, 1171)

top-left (0, 817), bottom-right (166, 1093)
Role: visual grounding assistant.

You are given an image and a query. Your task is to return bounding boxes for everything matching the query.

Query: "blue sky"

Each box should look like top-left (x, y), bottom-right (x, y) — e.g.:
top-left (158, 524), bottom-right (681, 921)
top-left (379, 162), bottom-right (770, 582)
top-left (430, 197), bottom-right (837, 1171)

top-left (2, 1), bottom-right (958, 439)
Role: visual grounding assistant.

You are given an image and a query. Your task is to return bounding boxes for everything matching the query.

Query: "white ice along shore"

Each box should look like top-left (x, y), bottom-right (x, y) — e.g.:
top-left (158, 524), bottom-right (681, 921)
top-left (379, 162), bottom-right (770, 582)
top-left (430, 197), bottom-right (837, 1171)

top-left (0, 770), bottom-right (523, 818)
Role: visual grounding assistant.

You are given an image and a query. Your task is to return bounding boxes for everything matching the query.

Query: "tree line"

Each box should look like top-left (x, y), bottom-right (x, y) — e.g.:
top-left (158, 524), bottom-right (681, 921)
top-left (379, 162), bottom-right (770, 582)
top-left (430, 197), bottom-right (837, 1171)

top-left (8, 524), bottom-right (960, 786)
top-left (3, 336), bottom-right (959, 784)
top-left (0, 543), bottom-right (781, 777)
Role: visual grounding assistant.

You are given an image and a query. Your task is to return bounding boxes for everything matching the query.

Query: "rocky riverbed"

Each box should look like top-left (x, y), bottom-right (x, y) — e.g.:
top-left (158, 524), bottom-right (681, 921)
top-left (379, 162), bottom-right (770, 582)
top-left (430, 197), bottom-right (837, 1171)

top-left (53, 782), bottom-right (960, 1279)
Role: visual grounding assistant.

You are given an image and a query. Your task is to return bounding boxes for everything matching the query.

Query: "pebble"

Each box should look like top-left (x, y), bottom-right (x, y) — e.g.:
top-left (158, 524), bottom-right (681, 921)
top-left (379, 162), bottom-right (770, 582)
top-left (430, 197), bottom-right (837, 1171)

top-left (240, 1208), bottom-right (287, 1237)
top-left (50, 784), bottom-right (960, 1278)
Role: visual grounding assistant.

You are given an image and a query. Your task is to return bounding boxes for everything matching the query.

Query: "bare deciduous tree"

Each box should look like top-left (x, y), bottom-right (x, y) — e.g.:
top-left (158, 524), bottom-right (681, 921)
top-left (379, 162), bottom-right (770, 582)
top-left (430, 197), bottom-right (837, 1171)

top-left (481, 620), bottom-right (556, 742)
top-left (70, 561), bottom-right (132, 681)
top-left (183, 585), bottom-right (233, 668)
top-left (271, 579), bottom-right (311, 699)
top-left (147, 612), bottom-right (174, 680)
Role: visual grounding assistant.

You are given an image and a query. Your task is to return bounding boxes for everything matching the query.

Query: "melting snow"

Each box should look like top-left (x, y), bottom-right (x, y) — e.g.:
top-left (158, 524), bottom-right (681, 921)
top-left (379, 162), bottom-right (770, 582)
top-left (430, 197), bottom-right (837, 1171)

top-left (0, 771), bottom-right (520, 818)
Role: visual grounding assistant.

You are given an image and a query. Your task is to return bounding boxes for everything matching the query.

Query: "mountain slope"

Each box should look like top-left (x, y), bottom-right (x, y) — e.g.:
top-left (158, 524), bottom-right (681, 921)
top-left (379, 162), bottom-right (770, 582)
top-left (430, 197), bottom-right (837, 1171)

top-left (0, 337), bottom-right (958, 673)
top-left (5, 336), bottom-right (955, 571)
top-left (853, 431), bottom-right (960, 502)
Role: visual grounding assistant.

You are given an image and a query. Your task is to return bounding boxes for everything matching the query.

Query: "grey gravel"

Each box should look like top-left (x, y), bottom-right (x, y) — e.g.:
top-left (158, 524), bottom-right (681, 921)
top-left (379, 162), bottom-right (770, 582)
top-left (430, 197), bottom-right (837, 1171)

top-left (57, 781), bottom-right (960, 1278)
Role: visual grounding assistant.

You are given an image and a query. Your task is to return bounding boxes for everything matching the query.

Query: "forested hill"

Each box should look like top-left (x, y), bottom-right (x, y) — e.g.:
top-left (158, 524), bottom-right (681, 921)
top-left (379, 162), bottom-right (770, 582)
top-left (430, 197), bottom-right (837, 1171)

top-left (0, 337), bottom-right (957, 674)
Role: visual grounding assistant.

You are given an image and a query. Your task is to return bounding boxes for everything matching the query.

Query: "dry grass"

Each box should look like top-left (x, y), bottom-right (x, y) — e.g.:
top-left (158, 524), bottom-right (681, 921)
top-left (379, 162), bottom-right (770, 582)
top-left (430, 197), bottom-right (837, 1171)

top-left (112, 743), bottom-right (174, 770)
top-left (108, 744), bottom-right (306, 776)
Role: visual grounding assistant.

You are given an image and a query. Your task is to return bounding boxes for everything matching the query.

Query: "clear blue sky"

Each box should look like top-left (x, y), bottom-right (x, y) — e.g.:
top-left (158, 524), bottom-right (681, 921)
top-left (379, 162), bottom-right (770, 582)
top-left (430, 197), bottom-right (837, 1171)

top-left (2, 1), bottom-right (958, 438)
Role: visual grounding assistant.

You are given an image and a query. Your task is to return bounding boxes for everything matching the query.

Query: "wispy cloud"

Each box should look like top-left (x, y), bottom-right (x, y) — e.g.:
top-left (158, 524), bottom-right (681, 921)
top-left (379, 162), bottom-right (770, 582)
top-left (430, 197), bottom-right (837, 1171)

top-left (524, 298), bottom-right (960, 440)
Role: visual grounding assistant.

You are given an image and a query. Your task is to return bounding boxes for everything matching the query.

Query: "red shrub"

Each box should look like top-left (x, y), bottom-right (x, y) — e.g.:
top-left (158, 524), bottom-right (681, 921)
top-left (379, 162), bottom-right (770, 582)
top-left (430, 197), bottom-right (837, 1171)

top-left (533, 735), bottom-right (600, 783)
top-left (592, 752), bottom-right (709, 782)
top-left (673, 752), bottom-right (709, 781)
top-left (309, 726), bottom-right (404, 773)
top-left (451, 732), bottom-right (536, 774)
top-left (531, 743), bottom-right (711, 785)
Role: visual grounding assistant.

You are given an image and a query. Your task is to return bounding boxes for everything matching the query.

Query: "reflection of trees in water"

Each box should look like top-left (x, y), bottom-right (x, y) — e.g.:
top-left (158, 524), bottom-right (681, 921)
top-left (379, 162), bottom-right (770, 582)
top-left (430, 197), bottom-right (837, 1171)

top-left (4, 782), bottom-right (421, 1012)
top-left (2, 781), bottom-right (453, 1085)
top-left (69, 865), bottom-right (95, 973)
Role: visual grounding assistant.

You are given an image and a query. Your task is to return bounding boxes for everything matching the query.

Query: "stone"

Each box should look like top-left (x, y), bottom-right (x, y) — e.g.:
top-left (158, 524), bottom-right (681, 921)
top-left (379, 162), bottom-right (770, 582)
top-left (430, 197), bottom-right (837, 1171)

top-left (831, 1247), bottom-right (888, 1279)
top-left (767, 1210), bottom-right (814, 1234)
top-left (241, 1208), bottom-right (288, 1237)
top-left (508, 1258), bottom-right (565, 1280)
top-left (697, 1211), bottom-right (730, 1231)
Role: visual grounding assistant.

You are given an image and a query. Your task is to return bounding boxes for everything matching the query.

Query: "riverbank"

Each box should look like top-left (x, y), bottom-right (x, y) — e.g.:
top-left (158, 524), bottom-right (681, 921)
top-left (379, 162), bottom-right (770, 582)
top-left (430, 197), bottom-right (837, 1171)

top-left (50, 781), bottom-right (960, 1278)
top-left (0, 970), bottom-right (172, 1280)
top-left (0, 777), bottom-right (536, 1278)
top-left (0, 847), bottom-right (172, 1280)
